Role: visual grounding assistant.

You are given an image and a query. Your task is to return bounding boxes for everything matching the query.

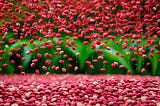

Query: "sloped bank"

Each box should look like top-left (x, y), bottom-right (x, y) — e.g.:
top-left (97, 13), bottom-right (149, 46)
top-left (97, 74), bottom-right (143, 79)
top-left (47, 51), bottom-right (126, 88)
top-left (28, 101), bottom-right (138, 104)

top-left (0, 74), bottom-right (159, 106)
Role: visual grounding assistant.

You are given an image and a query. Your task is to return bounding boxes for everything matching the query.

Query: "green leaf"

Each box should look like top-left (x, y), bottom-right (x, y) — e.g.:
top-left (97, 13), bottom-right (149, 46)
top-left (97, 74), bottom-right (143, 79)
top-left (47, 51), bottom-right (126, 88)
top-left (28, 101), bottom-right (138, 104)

top-left (69, 40), bottom-right (94, 72)
top-left (103, 38), bottom-right (134, 74)
top-left (1, 41), bottom-right (23, 74)
top-left (137, 55), bottom-right (144, 74)
top-left (21, 46), bottom-right (33, 71)
top-left (103, 48), bottom-right (134, 73)
top-left (148, 52), bottom-right (160, 75)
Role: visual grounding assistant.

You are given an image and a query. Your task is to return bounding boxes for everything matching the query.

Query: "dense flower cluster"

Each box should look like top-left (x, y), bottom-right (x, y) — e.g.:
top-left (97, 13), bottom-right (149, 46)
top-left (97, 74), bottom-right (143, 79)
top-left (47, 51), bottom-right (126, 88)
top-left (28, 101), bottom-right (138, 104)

top-left (0, 74), bottom-right (159, 105)
top-left (0, 0), bottom-right (160, 74)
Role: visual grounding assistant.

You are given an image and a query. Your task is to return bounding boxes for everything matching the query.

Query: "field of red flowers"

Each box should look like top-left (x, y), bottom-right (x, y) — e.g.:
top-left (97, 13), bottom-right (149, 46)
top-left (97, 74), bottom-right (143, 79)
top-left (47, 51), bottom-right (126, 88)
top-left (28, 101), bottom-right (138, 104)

top-left (0, 74), bottom-right (160, 105)
top-left (0, 0), bottom-right (160, 105)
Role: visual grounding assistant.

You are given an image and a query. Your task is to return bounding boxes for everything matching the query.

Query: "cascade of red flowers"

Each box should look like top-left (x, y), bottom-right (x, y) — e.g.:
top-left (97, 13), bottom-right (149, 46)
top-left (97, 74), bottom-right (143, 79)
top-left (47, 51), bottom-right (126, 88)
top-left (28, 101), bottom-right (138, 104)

top-left (0, 0), bottom-right (159, 74)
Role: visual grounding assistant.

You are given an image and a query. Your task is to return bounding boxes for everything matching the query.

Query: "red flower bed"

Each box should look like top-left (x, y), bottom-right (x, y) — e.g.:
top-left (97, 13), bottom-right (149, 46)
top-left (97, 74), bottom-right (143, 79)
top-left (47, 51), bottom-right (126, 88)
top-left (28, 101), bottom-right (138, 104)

top-left (0, 74), bottom-right (159, 105)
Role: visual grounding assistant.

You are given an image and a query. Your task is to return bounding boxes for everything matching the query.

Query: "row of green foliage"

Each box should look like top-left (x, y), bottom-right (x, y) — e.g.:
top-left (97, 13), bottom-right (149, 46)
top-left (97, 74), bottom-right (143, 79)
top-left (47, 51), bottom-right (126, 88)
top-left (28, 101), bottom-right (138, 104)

top-left (0, 32), bottom-right (160, 75)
